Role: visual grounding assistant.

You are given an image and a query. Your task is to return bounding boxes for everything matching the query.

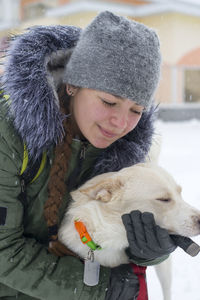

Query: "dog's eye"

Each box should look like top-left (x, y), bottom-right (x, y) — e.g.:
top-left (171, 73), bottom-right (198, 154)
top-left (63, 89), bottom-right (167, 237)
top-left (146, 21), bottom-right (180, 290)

top-left (157, 198), bottom-right (171, 202)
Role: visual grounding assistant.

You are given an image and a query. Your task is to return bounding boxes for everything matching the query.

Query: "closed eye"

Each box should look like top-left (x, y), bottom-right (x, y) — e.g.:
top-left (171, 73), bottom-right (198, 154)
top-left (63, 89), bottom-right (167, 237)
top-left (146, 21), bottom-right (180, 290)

top-left (131, 109), bottom-right (142, 115)
top-left (156, 198), bottom-right (171, 202)
top-left (101, 99), bottom-right (116, 107)
top-left (101, 98), bottom-right (143, 115)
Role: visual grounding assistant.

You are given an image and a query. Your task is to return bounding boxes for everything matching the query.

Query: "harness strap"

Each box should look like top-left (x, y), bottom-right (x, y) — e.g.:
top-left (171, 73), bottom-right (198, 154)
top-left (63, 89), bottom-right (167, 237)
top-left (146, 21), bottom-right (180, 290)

top-left (131, 263), bottom-right (148, 300)
top-left (18, 145), bottom-right (46, 216)
top-left (20, 144), bottom-right (47, 184)
top-left (20, 144), bottom-right (29, 176)
top-left (31, 152), bottom-right (47, 183)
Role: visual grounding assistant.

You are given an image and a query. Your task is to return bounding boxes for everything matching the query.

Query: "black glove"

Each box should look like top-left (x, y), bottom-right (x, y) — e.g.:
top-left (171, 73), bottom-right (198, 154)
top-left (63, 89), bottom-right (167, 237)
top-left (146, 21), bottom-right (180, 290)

top-left (105, 264), bottom-right (139, 300)
top-left (122, 210), bottom-right (177, 261)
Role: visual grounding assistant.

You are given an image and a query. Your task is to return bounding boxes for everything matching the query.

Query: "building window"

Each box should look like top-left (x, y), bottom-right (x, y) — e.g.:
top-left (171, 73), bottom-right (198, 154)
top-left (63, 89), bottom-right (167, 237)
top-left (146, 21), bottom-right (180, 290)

top-left (184, 69), bottom-right (200, 103)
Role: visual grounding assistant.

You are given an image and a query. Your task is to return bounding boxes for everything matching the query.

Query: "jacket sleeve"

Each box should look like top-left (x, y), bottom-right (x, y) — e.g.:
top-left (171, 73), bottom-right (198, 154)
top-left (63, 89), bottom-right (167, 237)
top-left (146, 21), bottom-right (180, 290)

top-left (0, 129), bottom-right (109, 299)
top-left (129, 255), bottom-right (170, 266)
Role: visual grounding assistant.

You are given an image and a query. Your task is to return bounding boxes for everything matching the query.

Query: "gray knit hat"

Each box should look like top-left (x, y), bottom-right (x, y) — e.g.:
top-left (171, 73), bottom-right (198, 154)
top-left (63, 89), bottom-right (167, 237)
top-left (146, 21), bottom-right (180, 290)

top-left (64, 11), bottom-right (161, 109)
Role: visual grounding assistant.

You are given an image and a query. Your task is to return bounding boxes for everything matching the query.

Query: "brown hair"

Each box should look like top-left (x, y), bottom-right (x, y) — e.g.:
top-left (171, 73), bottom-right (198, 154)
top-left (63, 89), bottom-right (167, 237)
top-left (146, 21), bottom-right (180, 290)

top-left (44, 84), bottom-right (74, 243)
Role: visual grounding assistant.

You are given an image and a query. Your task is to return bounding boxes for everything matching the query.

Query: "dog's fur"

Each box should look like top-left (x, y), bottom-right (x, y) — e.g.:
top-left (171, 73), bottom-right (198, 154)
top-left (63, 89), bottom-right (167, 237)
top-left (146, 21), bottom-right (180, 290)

top-left (58, 162), bottom-right (200, 268)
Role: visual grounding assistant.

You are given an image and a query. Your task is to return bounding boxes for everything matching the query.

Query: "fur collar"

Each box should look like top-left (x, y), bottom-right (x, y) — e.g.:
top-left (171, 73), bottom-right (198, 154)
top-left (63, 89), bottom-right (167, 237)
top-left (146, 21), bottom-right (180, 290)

top-left (2, 25), bottom-right (157, 171)
top-left (2, 25), bottom-right (81, 158)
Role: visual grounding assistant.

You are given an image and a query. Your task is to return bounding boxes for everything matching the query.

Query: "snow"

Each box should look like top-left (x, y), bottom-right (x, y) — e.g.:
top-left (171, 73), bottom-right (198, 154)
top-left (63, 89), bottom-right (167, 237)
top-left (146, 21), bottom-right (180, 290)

top-left (147, 119), bottom-right (200, 300)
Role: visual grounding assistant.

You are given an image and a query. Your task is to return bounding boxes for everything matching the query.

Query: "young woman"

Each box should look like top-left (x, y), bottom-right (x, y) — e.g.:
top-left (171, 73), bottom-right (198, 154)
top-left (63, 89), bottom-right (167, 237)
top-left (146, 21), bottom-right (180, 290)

top-left (0, 11), bottom-right (176, 300)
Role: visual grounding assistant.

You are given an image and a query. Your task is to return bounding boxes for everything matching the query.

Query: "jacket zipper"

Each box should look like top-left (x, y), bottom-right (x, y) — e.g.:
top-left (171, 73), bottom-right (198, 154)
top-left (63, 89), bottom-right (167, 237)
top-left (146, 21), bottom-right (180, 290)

top-left (80, 142), bottom-right (87, 159)
top-left (18, 178), bottom-right (29, 218)
top-left (21, 178), bottom-right (25, 193)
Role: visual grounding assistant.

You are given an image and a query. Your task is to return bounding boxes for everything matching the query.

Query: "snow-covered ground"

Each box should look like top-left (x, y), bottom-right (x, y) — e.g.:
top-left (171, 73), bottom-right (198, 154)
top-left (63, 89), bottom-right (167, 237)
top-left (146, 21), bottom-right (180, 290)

top-left (147, 119), bottom-right (200, 300)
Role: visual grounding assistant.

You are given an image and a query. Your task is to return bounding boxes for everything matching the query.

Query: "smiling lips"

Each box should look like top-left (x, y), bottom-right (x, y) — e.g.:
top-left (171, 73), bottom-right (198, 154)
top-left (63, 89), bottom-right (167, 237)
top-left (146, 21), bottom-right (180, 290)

top-left (98, 125), bottom-right (120, 138)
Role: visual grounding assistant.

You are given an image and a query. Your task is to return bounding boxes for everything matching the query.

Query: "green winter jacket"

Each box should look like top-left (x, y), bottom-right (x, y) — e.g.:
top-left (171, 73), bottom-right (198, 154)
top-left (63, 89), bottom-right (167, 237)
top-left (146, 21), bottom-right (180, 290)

top-left (0, 25), bottom-right (167, 299)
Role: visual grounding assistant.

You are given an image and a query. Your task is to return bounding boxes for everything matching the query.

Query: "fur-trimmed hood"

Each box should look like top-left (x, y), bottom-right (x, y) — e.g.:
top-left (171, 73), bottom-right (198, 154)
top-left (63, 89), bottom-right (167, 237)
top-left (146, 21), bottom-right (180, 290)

top-left (2, 25), bottom-right (157, 174)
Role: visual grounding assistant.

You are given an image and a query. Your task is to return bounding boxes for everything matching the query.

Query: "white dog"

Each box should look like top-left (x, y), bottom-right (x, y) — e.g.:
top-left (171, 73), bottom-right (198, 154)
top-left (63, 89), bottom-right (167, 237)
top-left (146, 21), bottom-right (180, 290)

top-left (59, 163), bottom-right (200, 269)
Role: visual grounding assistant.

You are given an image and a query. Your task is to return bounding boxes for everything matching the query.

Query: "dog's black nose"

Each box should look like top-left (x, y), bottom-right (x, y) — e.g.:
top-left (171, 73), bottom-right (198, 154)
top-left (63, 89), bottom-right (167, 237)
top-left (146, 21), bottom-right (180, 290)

top-left (192, 215), bottom-right (200, 229)
top-left (196, 216), bottom-right (200, 225)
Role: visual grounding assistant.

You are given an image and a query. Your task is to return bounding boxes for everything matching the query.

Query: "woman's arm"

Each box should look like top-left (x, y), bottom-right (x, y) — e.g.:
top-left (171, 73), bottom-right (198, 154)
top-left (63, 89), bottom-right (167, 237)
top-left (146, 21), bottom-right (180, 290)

top-left (0, 126), bottom-right (109, 300)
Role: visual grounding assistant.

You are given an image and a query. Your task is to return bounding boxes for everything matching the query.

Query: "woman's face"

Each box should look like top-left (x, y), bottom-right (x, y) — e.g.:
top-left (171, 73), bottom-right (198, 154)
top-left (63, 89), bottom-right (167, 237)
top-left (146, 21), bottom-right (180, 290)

top-left (71, 88), bottom-right (144, 148)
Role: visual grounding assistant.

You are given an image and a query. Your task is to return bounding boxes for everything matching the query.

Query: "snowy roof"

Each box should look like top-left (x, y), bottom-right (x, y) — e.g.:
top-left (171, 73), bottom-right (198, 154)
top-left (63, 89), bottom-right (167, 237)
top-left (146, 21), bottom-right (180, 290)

top-left (46, 0), bottom-right (200, 18)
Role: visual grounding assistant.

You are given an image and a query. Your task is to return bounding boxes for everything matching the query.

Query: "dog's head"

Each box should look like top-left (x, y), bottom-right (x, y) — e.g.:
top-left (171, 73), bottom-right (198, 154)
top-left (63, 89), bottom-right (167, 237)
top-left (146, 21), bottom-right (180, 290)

top-left (71, 163), bottom-right (200, 237)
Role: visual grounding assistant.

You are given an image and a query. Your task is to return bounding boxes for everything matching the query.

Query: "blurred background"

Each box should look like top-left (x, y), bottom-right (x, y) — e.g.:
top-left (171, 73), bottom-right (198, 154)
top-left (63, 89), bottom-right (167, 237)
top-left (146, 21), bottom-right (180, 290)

top-left (1, 0), bottom-right (200, 120)
top-left (0, 2), bottom-right (200, 300)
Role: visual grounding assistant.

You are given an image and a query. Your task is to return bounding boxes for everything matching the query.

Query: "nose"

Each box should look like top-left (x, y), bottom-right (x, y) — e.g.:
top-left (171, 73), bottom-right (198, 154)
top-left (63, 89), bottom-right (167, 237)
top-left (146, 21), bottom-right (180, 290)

top-left (192, 215), bottom-right (200, 232)
top-left (110, 112), bottom-right (128, 130)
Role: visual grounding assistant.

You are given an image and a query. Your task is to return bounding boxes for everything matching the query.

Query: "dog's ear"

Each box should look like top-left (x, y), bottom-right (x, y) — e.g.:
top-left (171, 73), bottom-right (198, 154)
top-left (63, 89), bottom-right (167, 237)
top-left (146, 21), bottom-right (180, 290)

top-left (79, 178), bottom-right (123, 202)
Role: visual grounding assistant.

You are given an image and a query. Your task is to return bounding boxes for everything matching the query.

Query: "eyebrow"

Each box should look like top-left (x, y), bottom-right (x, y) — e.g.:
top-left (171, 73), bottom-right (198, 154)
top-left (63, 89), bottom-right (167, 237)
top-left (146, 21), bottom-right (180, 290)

top-left (110, 93), bottom-right (124, 100)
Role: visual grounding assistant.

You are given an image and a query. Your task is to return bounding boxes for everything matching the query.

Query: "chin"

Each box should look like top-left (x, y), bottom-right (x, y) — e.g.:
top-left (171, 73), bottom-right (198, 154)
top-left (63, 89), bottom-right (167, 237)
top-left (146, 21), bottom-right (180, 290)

top-left (91, 139), bottom-right (115, 149)
top-left (86, 132), bottom-right (118, 149)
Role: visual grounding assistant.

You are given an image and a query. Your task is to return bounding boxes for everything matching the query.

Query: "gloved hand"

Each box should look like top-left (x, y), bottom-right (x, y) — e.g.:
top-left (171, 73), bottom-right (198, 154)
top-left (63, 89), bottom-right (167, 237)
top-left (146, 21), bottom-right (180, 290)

top-left (122, 210), bottom-right (177, 261)
top-left (105, 264), bottom-right (139, 300)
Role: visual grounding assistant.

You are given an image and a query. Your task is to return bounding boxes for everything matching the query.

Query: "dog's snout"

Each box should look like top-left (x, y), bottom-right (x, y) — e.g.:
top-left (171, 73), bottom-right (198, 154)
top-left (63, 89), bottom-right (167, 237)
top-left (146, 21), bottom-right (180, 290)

top-left (192, 215), bottom-right (200, 229)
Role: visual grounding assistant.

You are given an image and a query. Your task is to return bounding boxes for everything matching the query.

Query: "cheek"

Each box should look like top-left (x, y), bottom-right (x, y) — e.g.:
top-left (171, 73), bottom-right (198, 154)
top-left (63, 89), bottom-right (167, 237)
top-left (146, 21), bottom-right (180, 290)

top-left (74, 101), bottom-right (94, 123)
top-left (75, 103), bottom-right (109, 128)
top-left (92, 106), bottom-right (110, 121)
top-left (126, 115), bottom-right (142, 132)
